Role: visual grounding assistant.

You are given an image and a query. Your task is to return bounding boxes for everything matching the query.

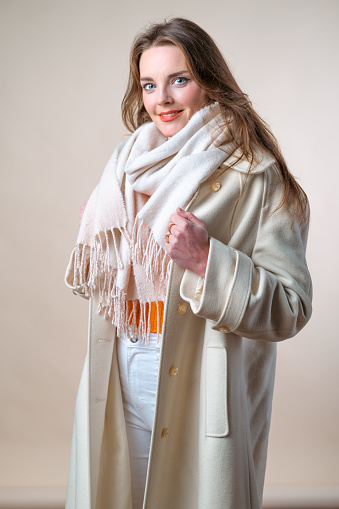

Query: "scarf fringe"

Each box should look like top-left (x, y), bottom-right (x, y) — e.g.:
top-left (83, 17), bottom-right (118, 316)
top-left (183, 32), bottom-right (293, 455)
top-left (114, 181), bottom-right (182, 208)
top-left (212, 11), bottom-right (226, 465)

top-left (73, 218), bottom-right (170, 344)
top-left (71, 104), bottom-right (230, 344)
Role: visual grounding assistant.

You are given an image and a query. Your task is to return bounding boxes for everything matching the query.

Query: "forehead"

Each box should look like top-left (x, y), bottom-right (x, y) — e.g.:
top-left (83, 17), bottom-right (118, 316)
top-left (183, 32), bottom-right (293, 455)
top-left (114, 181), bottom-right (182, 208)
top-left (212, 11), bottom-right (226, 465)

top-left (139, 45), bottom-right (188, 77)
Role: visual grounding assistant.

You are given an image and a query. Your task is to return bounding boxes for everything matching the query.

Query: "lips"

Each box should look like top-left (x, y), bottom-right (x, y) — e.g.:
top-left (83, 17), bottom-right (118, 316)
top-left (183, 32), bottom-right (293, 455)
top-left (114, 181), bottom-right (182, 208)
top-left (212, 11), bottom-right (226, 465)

top-left (159, 110), bottom-right (184, 122)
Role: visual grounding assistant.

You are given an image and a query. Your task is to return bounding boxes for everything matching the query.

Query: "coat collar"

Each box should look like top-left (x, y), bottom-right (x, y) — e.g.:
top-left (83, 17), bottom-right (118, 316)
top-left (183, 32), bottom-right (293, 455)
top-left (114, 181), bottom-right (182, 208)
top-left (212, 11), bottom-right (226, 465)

top-left (223, 149), bottom-right (276, 174)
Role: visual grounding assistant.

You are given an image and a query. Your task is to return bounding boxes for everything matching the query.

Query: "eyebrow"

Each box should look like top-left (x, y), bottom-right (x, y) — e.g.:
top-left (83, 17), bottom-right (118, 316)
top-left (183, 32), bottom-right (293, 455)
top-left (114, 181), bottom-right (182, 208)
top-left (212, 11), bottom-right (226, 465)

top-left (140, 70), bottom-right (189, 81)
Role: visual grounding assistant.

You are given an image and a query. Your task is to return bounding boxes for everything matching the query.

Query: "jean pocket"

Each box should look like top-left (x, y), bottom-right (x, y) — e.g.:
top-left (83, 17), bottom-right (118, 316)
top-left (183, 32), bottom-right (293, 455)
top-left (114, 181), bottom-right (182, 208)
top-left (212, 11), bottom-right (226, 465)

top-left (127, 347), bottom-right (143, 406)
top-left (205, 346), bottom-right (229, 437)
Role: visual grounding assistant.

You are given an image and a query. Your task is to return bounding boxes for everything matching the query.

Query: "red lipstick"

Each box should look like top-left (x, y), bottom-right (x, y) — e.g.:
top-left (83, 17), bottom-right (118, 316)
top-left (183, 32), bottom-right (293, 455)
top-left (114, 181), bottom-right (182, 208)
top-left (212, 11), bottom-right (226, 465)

top-left (159, 110), bottom-right (183, 122)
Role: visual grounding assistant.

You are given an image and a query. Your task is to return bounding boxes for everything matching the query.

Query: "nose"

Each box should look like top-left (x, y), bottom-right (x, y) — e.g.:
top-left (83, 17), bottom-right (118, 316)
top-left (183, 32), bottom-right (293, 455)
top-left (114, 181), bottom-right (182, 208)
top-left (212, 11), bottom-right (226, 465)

top-left (157, 86), bottom-right (173, 106)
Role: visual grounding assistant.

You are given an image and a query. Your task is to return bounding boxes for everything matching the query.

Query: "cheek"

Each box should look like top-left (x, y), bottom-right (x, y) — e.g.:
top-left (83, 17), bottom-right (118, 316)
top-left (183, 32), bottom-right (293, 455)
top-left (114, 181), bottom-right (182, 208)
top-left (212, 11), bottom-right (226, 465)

top-left (142, 93), bottom-right (154, 116)
top-left (185, 87), bottom-right (206, 110)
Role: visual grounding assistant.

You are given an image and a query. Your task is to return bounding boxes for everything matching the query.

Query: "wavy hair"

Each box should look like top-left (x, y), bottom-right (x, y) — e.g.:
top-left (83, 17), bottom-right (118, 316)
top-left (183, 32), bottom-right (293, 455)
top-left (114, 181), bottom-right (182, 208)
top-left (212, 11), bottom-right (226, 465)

top-left (122, 18), bottom-right (309, 223)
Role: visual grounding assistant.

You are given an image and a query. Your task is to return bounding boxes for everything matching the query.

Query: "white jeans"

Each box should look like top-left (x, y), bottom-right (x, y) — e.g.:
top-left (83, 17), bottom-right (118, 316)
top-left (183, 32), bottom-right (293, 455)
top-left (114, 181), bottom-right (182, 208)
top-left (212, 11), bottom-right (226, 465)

top-left (117, 333), bottom-right (161, 509)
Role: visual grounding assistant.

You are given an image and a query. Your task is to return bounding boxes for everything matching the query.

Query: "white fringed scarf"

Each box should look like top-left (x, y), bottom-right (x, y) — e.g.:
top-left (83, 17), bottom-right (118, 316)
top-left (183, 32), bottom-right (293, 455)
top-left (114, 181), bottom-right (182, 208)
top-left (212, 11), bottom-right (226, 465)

top-left (71, 103), bottom-right (233, 342)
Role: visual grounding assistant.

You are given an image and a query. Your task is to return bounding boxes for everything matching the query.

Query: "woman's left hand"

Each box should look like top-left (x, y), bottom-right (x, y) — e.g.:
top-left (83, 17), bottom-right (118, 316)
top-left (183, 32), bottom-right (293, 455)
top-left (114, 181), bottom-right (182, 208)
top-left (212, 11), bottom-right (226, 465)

top-left (165, 208), bottom-right (209, 278)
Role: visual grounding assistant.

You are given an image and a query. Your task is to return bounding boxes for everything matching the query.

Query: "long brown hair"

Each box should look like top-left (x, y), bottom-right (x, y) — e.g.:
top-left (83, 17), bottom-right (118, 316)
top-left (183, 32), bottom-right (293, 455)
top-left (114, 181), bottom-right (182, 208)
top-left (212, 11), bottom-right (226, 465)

top-left (122, 17), bottom-right (309, 224)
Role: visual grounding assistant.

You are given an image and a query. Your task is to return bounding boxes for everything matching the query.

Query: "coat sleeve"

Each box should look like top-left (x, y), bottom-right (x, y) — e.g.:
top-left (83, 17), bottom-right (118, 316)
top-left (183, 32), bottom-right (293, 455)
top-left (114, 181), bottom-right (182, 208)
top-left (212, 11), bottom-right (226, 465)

top-left (180, 168), bottom-right (312, 342)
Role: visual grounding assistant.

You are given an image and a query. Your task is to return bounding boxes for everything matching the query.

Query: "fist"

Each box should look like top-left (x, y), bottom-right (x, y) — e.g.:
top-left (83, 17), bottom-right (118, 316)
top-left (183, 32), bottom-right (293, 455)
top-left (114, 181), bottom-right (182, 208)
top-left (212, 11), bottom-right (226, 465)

top-left (165, 208), bottom-right (209, 278)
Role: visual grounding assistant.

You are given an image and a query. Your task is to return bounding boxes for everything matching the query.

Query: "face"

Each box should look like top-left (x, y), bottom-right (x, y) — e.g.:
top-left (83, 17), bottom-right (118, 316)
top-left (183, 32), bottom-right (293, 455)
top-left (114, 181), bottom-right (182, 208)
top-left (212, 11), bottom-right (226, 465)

top-left (139, 45), bottom-right (207, 137)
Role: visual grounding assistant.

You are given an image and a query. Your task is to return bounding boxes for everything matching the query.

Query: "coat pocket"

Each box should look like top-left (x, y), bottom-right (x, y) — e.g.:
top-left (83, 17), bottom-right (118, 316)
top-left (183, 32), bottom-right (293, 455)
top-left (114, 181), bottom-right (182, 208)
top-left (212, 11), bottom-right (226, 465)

top-left (205, 346), bottom-right (229, 437)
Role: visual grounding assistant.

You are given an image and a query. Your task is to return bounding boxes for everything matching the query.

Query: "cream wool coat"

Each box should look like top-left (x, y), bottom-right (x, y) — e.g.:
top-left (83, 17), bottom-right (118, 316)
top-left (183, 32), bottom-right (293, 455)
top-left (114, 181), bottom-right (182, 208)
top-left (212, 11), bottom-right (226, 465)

top-left (65, 153), bottom-right (312, 509)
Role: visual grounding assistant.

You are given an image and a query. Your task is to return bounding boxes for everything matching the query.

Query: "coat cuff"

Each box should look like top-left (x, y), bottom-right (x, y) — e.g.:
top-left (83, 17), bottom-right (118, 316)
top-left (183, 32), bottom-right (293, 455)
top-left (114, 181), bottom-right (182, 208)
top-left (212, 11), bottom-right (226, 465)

top-left (180, 237), bottom-right (252, 332)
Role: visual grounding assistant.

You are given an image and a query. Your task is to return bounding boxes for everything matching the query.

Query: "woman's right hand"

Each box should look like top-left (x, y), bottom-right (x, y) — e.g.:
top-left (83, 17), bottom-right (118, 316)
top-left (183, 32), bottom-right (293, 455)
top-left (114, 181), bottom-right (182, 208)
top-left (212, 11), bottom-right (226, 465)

top-left (79, 199), bottom-right (88, 224)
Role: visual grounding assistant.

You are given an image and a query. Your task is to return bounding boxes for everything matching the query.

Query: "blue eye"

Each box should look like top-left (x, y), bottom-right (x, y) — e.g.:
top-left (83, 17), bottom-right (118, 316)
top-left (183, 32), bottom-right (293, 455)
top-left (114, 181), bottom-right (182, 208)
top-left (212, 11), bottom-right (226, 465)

top-left (142, 83), bottom-right (155, 91)
top-left (173, 77), bottom-right (190, 86)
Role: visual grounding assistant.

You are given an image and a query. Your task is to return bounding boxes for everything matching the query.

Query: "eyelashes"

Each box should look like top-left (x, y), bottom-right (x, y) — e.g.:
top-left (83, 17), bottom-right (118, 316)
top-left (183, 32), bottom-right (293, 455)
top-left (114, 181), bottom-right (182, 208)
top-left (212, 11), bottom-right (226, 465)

top-left (172, 76), bottom-right (191, 86)
top-left (141, 76), bottom-right (191, 92)
top-left (142, 83), bottom-right (156, 91)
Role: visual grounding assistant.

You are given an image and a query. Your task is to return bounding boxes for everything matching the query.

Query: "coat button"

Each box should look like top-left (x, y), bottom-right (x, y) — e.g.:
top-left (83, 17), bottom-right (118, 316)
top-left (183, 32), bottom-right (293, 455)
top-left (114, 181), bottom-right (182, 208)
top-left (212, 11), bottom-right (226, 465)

top-left (218, 326), bottom-right (230, 333)
top-left (177, 303), bottom-right (187, 315)
top-left (161, 428), bottom-right (169, 438)
top-left (210, 182), bottom-right (221, 192)
top-left (169, 365), bottom-right (178, 376)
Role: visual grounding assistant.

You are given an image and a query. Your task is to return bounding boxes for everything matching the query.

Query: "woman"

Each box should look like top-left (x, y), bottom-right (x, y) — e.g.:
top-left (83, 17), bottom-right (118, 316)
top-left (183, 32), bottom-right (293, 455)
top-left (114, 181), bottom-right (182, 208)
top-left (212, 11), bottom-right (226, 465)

top-left (65, 17), bottom-right (312, 509)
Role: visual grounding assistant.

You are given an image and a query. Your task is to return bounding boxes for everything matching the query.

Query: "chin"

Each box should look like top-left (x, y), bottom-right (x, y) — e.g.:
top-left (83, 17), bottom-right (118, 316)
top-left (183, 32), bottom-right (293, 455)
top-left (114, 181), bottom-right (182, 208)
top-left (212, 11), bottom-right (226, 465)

top-left (157, 122), bottom-right (185, 138)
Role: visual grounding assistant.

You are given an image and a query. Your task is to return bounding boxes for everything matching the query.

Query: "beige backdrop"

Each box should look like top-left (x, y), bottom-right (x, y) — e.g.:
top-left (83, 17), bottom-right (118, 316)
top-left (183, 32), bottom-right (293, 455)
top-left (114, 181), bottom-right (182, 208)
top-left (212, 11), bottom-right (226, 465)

top-left (1, 0), bottom-right (338, 507)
